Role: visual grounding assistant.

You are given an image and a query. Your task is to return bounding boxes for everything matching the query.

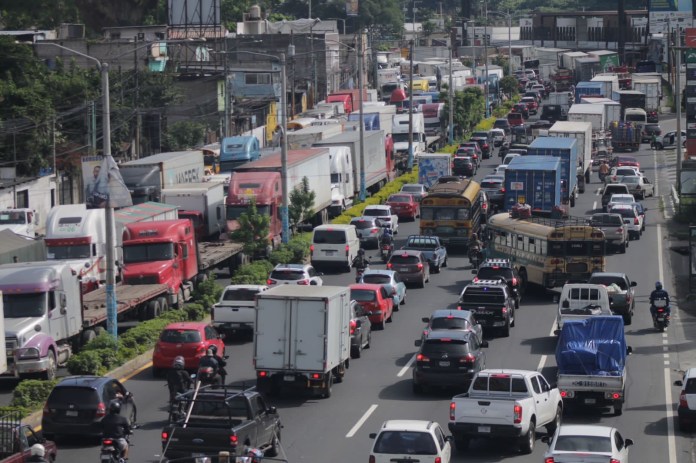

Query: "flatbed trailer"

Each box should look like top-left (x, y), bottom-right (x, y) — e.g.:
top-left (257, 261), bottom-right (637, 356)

top-left (82, 283), bottom-right (170, 325)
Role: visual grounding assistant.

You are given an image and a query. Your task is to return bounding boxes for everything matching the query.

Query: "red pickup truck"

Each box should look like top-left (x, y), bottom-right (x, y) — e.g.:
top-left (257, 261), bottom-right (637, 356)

top-left (0, 412), bottom-right (57, 463)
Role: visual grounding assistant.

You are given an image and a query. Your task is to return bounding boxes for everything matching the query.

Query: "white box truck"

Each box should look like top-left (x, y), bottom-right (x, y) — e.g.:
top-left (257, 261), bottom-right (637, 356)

top-left (161, 181), bottom-right (226, 240)
top-left (548, 121), bottom-right (593, 193)
top-left (580, 97), bottom-right (622, 128)
top-left (391, 113), bottom-right (426, 172)
top-left (254, 285), bottom-right (351, 398)
top-left (287, 124), bottom-right (343, 150)
top-left (567, 104), bottom-right (605, 132)
top-left (418, 153), bottom-right (452, 189)
top-left (120, 151), bottom-right (205, 204)
top-left (631, 74), bottom-right (661, 122)
top-left (591, 74), bottom-right (620, 96)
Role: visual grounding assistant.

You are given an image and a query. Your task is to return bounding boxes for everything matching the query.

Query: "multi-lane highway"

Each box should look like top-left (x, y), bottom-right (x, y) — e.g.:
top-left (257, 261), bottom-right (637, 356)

top-left (15, 116), bottom-right (696, 463)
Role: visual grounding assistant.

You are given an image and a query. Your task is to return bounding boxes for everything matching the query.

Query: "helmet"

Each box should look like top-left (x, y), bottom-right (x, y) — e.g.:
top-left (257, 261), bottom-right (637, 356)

top-left (109, 400), bottom-right (121, 414)
top-left (357, 249), bottom-right (365, 256)
top-left (655, 281), bottom-right (663, 290)
top-left (173, 356), bottom-right (185, 369)
top-left (471, 233), bottom-right (478, 240)
top-left (207, 345), bottom-right (218, 356)
top-left (30, 444), bottom-right (45, 457)
top-left (245, 446), bottom-right (264, 463)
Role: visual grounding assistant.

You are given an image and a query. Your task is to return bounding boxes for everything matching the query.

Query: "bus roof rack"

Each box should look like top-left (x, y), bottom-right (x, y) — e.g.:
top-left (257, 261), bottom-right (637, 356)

top-left (511, 214), bottom-right (590, 228)
top-left (428, 178), bottom-right (471, 194)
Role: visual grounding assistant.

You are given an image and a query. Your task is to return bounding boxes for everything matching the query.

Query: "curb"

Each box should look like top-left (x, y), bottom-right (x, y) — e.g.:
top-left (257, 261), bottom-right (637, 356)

top-left (672, 185), bottom-right (680, 206)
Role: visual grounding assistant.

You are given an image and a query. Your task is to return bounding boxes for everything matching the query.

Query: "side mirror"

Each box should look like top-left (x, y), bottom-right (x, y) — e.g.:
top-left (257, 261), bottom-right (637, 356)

top-left (414, 339), bottom-right (422, 347)
top-left (481, 340), bottom-right (489, 348)
top-left (630, 281), bottom-right (637, 287)
top-left (369, 433), bottom-right (377, 439)
top-left (675, 380), bottom-right (684, 387)
top-left (625, 438), bottom-right (634, 447)
top-left (268, 406), bottom-right (278, 414)
top-left (421, 317), bottom-right (430, 323)
top-left (627, 346), bottom-right (633, 355)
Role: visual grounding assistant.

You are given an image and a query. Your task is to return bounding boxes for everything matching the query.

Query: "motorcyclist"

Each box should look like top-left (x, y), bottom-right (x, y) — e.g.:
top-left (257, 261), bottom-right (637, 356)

top-left (352, 248), bottom-right (369, 270)
top-left (167, 356), bottom-right (192, 403)
top-left (239, 446), bottom-right (264, 463)
top-left (468, 233), bottom-right (485, 266)
top-left (199, 345), bottom-right (227, 385)
top-left (28, 444), bottom-right (48, 463)
top-left (382, 227), bottom-right (393, 248)
top-left (101, 400), bottom-right (132, 461)
top-left (598, 161), bottom-right (609, 181)
top-left (650, 281), bottom-right (671, 323)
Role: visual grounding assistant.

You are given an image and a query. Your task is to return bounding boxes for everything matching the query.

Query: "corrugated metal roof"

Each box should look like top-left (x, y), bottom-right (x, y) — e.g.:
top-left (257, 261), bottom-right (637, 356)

top-left (529, 137), bottom-right (577, 149)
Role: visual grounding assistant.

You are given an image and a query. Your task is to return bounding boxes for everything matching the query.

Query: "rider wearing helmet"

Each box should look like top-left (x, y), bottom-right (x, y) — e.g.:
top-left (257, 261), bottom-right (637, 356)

top-left (242, 446), bottom-right (264, 463)
top-left (101, 400), bottom-right (132, 461)
top-left (167, 356), bottom-right (192, 403)
top-left (352, 248), bottom-right (369, 270)
top-left (28, 444), bottom-right (48, 463)
top-left (199, 345), bottom-right (227, 385)
top-left (650, 281), bottom-right (671, 321)
top-left (382, 227), bottom-right (393, 246)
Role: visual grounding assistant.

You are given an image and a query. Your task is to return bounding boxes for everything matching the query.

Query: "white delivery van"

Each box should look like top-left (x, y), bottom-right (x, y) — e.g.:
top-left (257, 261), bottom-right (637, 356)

top-left (310, 224), bottom-right (360, 271)
top-left (556, 283), bottom-right (613, 333)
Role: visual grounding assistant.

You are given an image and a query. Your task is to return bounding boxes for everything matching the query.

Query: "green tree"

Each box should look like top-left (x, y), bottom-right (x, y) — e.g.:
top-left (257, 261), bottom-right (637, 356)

top-left (230, 199), bottom-right (271, 257)
top-left (499, 75), bottom-right (518, 98)
top-left (161, 120), bottom-right (206, 151)
top-left (289, 176), bottom-right (315, 230)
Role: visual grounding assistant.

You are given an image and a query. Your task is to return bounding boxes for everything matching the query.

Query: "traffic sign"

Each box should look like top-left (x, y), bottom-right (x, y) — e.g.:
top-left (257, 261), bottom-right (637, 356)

top-left (687, 49), bottom-right (696, 63)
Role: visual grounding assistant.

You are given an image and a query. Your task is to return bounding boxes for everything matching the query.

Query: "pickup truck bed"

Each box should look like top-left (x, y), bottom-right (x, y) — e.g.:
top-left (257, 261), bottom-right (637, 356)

top-left (401, 235), bottom-right (447, 272)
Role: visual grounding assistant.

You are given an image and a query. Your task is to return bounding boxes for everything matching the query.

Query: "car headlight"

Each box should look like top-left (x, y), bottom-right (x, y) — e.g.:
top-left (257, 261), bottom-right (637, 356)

top-left (16, 347), bottom-right (40, 360)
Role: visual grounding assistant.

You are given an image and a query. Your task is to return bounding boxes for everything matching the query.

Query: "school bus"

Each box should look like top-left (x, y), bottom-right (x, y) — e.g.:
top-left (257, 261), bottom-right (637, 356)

top-left (420, 178), bottom-right (482, 247)
top-left (410, 79), bottom-right (430, 92)
top-left (485, 213), bottom-right (607, 288)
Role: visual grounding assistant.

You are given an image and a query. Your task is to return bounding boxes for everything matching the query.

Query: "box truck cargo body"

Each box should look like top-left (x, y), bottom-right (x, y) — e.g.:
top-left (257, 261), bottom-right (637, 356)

top-left (504, 156), bottom-right (563, 215)
top-left (548, 121), bottom-right (593, 192)
top-left (567, 104), bottom-right (605, 132)
top-left (527, 137), bottom-right (579, 207)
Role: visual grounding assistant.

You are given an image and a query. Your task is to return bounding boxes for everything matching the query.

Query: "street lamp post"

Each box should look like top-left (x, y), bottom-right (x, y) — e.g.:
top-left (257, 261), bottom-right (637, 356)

top-left (483, 0), bottom-right (490, 118)
top-left (408, 39), bottom-right (415, 170)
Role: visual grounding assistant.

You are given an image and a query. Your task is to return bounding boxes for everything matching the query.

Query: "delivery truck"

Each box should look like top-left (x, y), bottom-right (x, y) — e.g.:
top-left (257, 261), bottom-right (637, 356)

top-left (254, 285), bottom-right (351, 398)
top-left (612, 90), bottom-right (647, 118)
top-left (548, 121), bottom-right (593, 193)
top-left (591, 74), bottom-right (620, 96)
top-left (504, 156), bottom-right (564, 216)
top-left (287, 124), bottom-right (343, 150)
top-left (567, 104), bottom-right (605, 132)
top-left (527, 137), bottom-right (579, 207)
top-left (631, 75), bottom-right (661, 122)
top-left (580, 97), bottom-right (622, 129)
top-left (120, 151), bottom-right (205, 204)
top-left (161, 181), bottom-right (226, 240)
top-left (418, 153), bottom-right (452, 189)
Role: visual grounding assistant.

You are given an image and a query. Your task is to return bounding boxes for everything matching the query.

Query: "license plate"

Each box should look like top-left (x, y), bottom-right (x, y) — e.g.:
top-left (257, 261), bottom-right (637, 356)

top-left (478, 426), bottom-right (491, 433)
top-left (101, 456), bottom-right (112, 462)
top-left (584, 398), bottom-right (596, 404)
top-left (400, 267), bottom-right (410, 272)
top-left (65, 410), bottom-right (78, 417)
top-left (439, 361), bottom-right (450, 367)
top-left (283, 375), bottom-right (295, 382)
top-left (657, 316), bottom-right (665, 322)
top-left (324, 250), bottom-right (335, 255)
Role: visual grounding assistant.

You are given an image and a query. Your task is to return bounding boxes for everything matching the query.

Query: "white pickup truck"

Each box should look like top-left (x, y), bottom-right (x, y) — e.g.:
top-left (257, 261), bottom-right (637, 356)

top-left (448, 369), bottom-right (563, 454)
top-left (555, 283), bottom-right (612, 334)
top-left (362, 205), bottom-right (399, 234)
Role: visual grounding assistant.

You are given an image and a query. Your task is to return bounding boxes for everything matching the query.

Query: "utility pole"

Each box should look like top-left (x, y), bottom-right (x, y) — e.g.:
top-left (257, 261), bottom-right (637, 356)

top-left (52, 117), bottom-right (59, 205)
top-left (408, 39), bottom-right (415, 170)
top-left (358, 31), bottom-right (367, 201)
top-left (448, 45), bottom-right (454, 144)
top-left (280, 51), bottom-right (290, 244)
top-left (677, 43), bottom-right (683, 195)
top-left (483, 0), bottom-right (489, 118)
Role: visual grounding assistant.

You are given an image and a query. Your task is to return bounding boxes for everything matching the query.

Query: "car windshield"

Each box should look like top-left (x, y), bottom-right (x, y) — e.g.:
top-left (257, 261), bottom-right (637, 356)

top-left (350, 289), bottom-right (376, 302)
top-left (554, 435), bottom-right (612, 453)
top-left (160, 329), bottom-right (202, 343)
top-left (46, 244), bottom-right (91, 259)
top-left (222, 288), bottom-right (261, 301)
top-left (362, 274), bottom-right (392, 285)
top-left (269, 270), bottom-right (305, 280)
top-left (374, 431), bottom-right (437, 455)
top-left (388, 195), bottom-right (411, 203)
top-left (430, 317), bottom-right (470, 330)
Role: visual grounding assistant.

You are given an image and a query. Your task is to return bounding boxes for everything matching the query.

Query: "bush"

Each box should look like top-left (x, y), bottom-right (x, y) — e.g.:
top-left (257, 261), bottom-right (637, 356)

top-left (230, 260), bottom-right (274, 284)
top-left (67, 350), bottom-right (106, 375)
top-left (11, 379), bottom-right (59, 409)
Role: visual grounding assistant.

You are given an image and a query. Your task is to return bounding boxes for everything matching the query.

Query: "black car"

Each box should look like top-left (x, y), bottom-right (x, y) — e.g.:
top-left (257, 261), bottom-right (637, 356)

top-left (472, 258), bottom-right (525, 308)
top-left (42, 376), bottom-right (137, 439)
top-left (350, 300), bottom-right (372, 358)
top-left (493, 118), bottom-right (511, 135)
top-left (540, 104), bottom-right (564, 123)
top-left (452, 156), bottom-right (476, 177)
top-left (530, 119), bottom-right (553, 130)
top-left (457, 280), bottom-right (516, 337)
top-left (412, 330), bottom-right (488, 394)
top-left (470, 136), bottom-right (492, 159)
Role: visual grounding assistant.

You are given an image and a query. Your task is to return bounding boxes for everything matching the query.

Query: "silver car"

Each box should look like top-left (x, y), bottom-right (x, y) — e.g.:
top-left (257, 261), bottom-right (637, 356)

top-left (350, 216), bottom-right (383, 248)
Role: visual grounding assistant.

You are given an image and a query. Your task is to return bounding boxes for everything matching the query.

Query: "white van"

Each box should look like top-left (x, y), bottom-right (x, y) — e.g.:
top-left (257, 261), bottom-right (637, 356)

top-left (556, 283), bottom-right (613, 333)
top-left (311, 224), bottom-right (360, 271)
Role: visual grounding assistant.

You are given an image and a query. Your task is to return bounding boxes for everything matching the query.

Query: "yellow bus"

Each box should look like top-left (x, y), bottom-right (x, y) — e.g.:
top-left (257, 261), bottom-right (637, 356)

top-left (420, 178), bottom-right (482, 247)
top-left (485, 213), bottom-right (607, 289)
top-left (411, 79), bottom-right (430, 92)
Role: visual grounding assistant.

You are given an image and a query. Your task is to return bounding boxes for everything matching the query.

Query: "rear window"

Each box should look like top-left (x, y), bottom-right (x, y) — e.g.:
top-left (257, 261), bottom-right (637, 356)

top-left (362, 274), bottom-right (391, 285)
top-left (48, 387), bottom-right (100, 405)
top-left (591, 215), bottom-right (623, 226)
top-left (604, 186), bottom-right (629, 195)
top-left (476, 268), bottom-right (514, 281)
top-left (460, 287), bottom-right (506, 304)
top-left (389, 255), bottom-right (420, 265)
top-left (363, 209), bottom-right (388, 217)
top-left (431, 317), bottom-right (469, 330)
top-left (222, 288), bottom-right (260, 301)
top-left (554, 436), bottom-right (611, 453)
top-left (388, 195), bottom-right (411, 203)
top-left (270, 270), bottom-right (305, 280)
top-left (685, 378), bottom-right (696, 394)
top-left (471, 375), bottom-right (528, 393)
top-left (374, 431), bottom-right (437, 455)
top-left (401, 185), bottom-right (422, 193)
top-left (453, 158), bottom-right (472, 167)
top-left (190, 396), bottom-right (248, 418)
top-left (351, 219), bottom-right (376, 230)
top-left (406, 238), bottom-right (437, 249)
top-left (421, 339), bottom-right (469, 356)
top-left (612, 208), bottom-right (636, 218)
top-left (351, 289), bottom-right (376, 302)
top-left (589, 276), bottom-right (627, 289)
top-left (160, 329), bottom-right (202, 343)
top-left (480, 180), bottom-right (502, 189)
top-left (313, 229), bottom-right (346, 244)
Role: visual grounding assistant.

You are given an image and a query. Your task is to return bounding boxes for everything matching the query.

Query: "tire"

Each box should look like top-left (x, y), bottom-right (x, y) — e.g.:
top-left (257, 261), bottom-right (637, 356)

top-left (400, 294), bottom-right (406, 305)
top-left (267, 431), bottom-right (281, 457)
top-left (570, 195), bottom-right (575, 207)
top-left (146, 300), bottom-right (161, 319)
top-left (386, 311), bottom-right (393, 323)
top-left (623, 311), bottom-right (633, 326)
top-left (418, 277), bottom-right (425, 289)
top-left (157, 296), bottom-right (169, 313)
top-left (174, 287), bottom-right (185, 310)
top-left (620, 241), bottom-right (627, 254)
top-left (152, 367), bottom-right (164, 378)
top-left (614, 402), bottom-right (623, 416)
top-left (454, 436), bottom-right (470, 451)
top-left (432, 264), bottom-right (440, 274)
top-left (519, 420), bottom-right (536, 454)
top-left (351, 343), bottom-right (362, 359)
top-left (501, 321), bottom-right (511, 337)
top-left (322, 372), bottom-right (333, 399)
top-left (81, 328), bottom-right (97, 346)
top-left (375, 320), bottom-right (385, 331)
top-left (43, 350), bottom-right (57, 381)
top-left (546, 406), bottom-right (562, 436)
top-left (442, 257), bottom-right (448, 268)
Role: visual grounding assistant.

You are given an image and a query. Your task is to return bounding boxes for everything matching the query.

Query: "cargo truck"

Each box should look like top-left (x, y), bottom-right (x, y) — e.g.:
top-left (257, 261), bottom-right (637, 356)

top-left (567, 104), bottom-right (605, 132)
top-left (328, 146), bottom-right (355, 216)
top-left (287, 124), bottom-right (343, 150)
top-left (631, 75), bottom-right (661, 122)
top-left (611, 90), bottom-right (646, 118)
top-left (161, 181), bottom-right (226, 241)
top-left (556, 316), bottom-right (630, 416)
top-left (326, 89), bottom-right (364, 114)
top-left (313, 130), bottom-right (391, 194)
top-left (527, 137), bottom-right (578, 207)
top-left (254, 285), bottom-right (351, 398)
top-left (609, 121), bottom-right (642, 152)
top-left (590, 74), bottom-right (619, 96)
top-left (227, 148), bottom-right (332, 252)
top-left (120, 151), bottom-right (205, 204)
top-left (580, 97), bottom-right (621, 129)
top-left (574, 59), bottom-right (599, 83)
top-left (504, 156), bottom-right (564, 216)
top-left (548, 121), bottom-right (593, 192)
top-left (418, 153), bottom-right (452, 189)
top-left (391, 113), bottom-right (426, 172)
top-left (219, 136), bottom-right (261, 172)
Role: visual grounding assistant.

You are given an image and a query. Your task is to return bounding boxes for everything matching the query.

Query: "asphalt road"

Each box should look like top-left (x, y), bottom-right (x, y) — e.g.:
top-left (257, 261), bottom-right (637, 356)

top-left (9, 116), bottom-right (696, 463)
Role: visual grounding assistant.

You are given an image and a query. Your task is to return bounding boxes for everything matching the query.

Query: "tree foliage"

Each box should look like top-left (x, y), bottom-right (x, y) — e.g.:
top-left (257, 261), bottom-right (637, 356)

top-left (162, 120), bottom-right (207, 152)
top-left (499, 75), bottom-right (518, 97)
top-left (230, 199), bottom-right (271, 257)
top-left (442, 87), bottom-right (485, 142)
top-left (289, 176), bottom-right (315, 229)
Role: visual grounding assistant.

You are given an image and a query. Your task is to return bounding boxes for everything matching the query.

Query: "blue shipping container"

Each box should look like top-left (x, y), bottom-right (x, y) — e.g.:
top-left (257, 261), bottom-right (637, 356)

top-left (575, 81), bottom-right (605, 101)
top-left (504, 156), bottom-right (562, 213)
top-left (527, 137), bottom-right (578, 204)
top-left (348, 112), bottom-right (381, 130)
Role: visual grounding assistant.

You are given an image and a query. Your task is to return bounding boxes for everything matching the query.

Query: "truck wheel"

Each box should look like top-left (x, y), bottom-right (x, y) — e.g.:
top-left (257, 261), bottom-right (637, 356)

top-left (351, 344), bottom-right (362, 359)
top-left (614, 402), bottom-right (623, 416)
top-left (147, 300), bottom-right (161, 319)
top-left (267, 430), bottom-right (281, 457)
top-left (322, 372), bottom-right (333, 398)
top-left (157, 297), bottom-right (169, 313)
top-left (43, 350), bottom-right (57, 381)
top-left (501, 322), bottom-right (510, 337)
top-left (454, 437), bottom-right (470, 451)
top-left (81, 329), bottom-right (97, 346)
top-left (174, 287), bottom-right (185, 310)
top-left (519, 420), bottom-right (535, 454)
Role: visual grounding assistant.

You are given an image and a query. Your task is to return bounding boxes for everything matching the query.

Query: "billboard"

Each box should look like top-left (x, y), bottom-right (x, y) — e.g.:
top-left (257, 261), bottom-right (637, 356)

top-left (82, 156), bottom-right (133, 209)
top-left (346, 0), bottom-right (359, 16)
top-left (168, 0), bottom-right (221, 26)
top-left (649, 0), bottom-right (695, 34)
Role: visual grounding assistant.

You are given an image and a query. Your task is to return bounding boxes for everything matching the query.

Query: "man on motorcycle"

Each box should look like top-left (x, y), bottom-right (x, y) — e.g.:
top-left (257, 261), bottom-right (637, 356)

top-left (199, 345), bottom-right (227, 385)
top-left (468, 233), bottom-right (484, 261)
top-left (352, 249), bottom-right (369, 275)
top-left (101, 400), bottom-right (132, 461)
top-left (650, 281), bottom-right (671, 323)
top-left (598, 161), bottom-right (609, 181)
top-left (382, 227), bottom-right (393, 246)
top-left (28, 444), bottom-right (48, 463)
top-left (167, 356), bottom-right (192, 403)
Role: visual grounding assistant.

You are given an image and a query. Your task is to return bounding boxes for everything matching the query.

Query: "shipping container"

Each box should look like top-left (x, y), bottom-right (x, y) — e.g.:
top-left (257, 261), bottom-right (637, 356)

top-left (527, 137), bottom-right (579, 207)
top-left (504, 156), bottom-right (563, 215)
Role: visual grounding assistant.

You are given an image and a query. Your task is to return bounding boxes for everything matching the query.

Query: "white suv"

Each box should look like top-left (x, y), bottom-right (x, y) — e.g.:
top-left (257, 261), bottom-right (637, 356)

top-left (610, 204), bottom-right (643, 240)
top-left (267, 264), bottom-right (323, 286)
top-left (676, 367), bottom-right (696, 431)
top-left (369, 420), bottom-right (453, 463)
top-left (363, 205), bottom-right (399, 234)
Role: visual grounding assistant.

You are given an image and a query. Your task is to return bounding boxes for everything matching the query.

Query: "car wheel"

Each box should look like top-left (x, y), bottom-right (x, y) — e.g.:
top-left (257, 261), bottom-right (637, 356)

top-left (442, 257), bottom-right (448, 268)
top-left (623, 311), bottom-right (632, 326)
top-left (501, 321), bottom-right (510, 337)
top-left (519, 420), bottom-right (535, 454)
top-left (418, 277), bottom-right (425, 288)
top-left (432, 264), bottom-right (440, 274)
top-left (364, 331), bottom-right (371, 349)
top-left (375, 319), bottom-right (385, 330)
top-left (351, 344), bottom-right (362, 359)
top-left (400, 293), bottom-right (406, 305)
top-left (386, 311), bottom-right (393, 323)
top-left (267, 431), bottom-right (281, 457)
top-left (547, 406), bottom-right (562, 436)
top-left (620, 241), bottom-right (627, 254)
top-left (614, 401), bottom-right (623, 416)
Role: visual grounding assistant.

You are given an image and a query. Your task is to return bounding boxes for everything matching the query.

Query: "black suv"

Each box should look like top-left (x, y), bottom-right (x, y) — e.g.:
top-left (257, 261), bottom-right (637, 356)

top-left (42, 376), bottom-right (137, 439)
top-left (452, 156), bottom-right (476, 177)
top-left (472, 259), bottom-right (524, 308)
top-left (412, 330), bottom-right (488, 394)
top-left (470, 135), bottom-right (492, 159)
top-left (457, 280), bottom-right (516, 337)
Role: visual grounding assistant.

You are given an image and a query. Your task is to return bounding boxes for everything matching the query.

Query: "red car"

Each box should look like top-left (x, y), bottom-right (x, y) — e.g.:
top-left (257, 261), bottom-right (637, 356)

top-left (386, 193), bottom-right (420, 220)
top-left (152, 322), bottom-right (225, 374)
top-left (349, 283), bottom-right (394, 330)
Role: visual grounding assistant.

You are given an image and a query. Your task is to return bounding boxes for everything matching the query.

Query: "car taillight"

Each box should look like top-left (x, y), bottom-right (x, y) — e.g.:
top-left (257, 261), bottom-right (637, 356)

top-left (460, 353), bottom-right (476, 364)
top-left (434, 457), bottom-right (441, 463)
top-left (310, 244), bottom-right (314, 253)
top-left (511, 277), bottom-right (518, 286)
top-left (417, 263), bottom-right (423, 270)
top-left (370, 229), bottom-right (379, 234)
top-left (625, 293), bottom-right (631, 304)
top-left (96, 402), bottom-right (106, 418)
top-left (617, 227), bottom-right (624, 233)
top-left (500, 187), bottom-right (506, 193)
top-left (634, 218), bottom-right (639, 225)
top-left (369, 456), bottom-right (376, 463)
top-left (161, 431), bottom-right (169, 441)
top-left (345, 245), bottom-right (350, 256)
top-left (298, 279), bottom-right (309, 285)
top-left (230, 434), bottom-right (238, 446)
top-left (501, 306), bottom-right (507, 314)
top-left (680, 392), bottom-right (688, 407)
top-left (416, 353), bottom-right (430, 362)
top-left (103, 439), bottom-right (114, 445)
top-left (449, 402), bottom-right (456, 420)
top-left (386, 263), bottom-right (393, 269)
top-left (544, 458), bottom-right (555, 463)
top-left (267, 279), bottom-right (275, 285)
top-left (513, 404), bottom-right (522, 424)
top-left (609, 459), bottom-right (620, 463)
top-left (350, 320), bottom-right (357, 335)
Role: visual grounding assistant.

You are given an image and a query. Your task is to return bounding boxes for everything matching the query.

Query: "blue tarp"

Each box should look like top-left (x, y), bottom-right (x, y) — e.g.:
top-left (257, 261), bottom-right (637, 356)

top-left (555, 316), bottom-right (626, 376)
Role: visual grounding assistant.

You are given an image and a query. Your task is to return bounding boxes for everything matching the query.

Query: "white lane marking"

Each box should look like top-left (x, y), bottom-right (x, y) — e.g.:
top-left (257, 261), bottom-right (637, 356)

top-left (595, 188), bottom-right (602, 196)
top-left (537, 318), bottom-right (558, 372)
top-left (346, 404), bottom-right (378, 438)
top-left (397, 354), bottom-right (416, 377)
top-left (653, 147), bottom-right (660, 197)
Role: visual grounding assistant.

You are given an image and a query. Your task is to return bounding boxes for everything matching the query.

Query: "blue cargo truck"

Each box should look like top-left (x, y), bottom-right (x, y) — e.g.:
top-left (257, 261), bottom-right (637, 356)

top-left (504, 156), bottom-right (565, 216)
top-left (527, 137), bottom-right (578, 208)
top-left (575, 81), bottom-right (606, 101)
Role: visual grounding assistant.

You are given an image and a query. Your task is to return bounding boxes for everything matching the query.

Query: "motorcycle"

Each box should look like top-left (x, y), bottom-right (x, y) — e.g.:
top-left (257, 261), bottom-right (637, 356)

top-left (380, 241), bottom-right (394, 262)
top-left (652, 299), bottom-right (670, 332)
top-left (468, 246), bottom-right (484, 269)
top-left (355, 264), bottom-right (369, 283)
top-left (100, 433), bottom-right (133, 463)
top-left (196, 363), bottom-right (220, 386)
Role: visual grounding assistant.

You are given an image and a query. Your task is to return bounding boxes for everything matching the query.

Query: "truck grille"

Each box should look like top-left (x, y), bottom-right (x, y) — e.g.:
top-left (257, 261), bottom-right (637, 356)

top-left (125, 276), bottom-right (159, 285)
top-left (6, 338), bottom-right (17, 359)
